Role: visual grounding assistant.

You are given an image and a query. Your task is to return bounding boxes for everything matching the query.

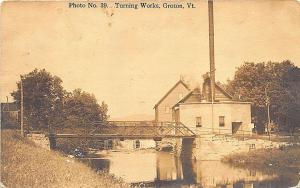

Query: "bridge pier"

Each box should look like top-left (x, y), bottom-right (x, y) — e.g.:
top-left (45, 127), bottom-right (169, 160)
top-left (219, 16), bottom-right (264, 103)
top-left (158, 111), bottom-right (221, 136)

top-left (173, 138), bottom-right (199, 160)
top-left (174, 138), bottom-right (182, 157)
top-left (180, 138), bottom-right (197, 160)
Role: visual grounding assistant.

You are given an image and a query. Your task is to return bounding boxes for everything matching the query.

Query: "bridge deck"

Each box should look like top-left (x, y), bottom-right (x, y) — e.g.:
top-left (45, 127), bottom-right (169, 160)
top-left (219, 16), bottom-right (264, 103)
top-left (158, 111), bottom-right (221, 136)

top-left (49, 121), bottom-right (196, 139)
top-left (53, 134), bottom-right (195, 139)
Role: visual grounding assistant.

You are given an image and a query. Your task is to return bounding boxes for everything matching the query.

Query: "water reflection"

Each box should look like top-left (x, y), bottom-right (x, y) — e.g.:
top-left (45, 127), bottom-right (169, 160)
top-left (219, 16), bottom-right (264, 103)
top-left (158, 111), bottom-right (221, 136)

top-left (83, 151), bottom-right (299, 188)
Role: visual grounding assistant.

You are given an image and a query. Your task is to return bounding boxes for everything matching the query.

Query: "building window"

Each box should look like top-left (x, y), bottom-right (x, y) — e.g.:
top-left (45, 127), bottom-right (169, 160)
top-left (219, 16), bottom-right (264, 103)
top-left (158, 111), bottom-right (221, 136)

top-left (135, 140), bottom-right (140, 149)
top-left (178, 93), bottom-right (183, 100)
top-left (165, 106), bottom-right (170, 113)
top-left (219, 116), bottom-right (225, 127)
top-left (196, 117), bottom-right (202, 127)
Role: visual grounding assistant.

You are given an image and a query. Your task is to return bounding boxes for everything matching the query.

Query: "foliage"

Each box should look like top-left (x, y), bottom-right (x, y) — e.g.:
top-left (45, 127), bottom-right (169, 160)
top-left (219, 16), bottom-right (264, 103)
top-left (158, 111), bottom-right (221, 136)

top-left (11, 69), bottom-right (109, 130)
top-left (279, 67), bottom-right (300, 133)
top-left (226, 60), bottom-right (300, 133)
top-left (11, 69), bottom-right (65, 130)
top-left (64, 89), bottom-right (109, 127)
top-left (222, 145), bottom-right (300, 170)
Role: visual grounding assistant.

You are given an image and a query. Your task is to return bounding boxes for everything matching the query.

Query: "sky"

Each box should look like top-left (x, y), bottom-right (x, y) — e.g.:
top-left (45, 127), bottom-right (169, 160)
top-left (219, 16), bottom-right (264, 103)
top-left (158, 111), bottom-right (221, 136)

top-left (1, 0), bottom-right (300, 119)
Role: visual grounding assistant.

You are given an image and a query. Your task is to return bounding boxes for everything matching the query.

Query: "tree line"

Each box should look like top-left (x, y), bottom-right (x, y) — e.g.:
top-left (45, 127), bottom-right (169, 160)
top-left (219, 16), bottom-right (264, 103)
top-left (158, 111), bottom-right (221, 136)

top-left (11, 69), bottom-right (109, 131)
top-left (225, 60), bottom-right (300, 134)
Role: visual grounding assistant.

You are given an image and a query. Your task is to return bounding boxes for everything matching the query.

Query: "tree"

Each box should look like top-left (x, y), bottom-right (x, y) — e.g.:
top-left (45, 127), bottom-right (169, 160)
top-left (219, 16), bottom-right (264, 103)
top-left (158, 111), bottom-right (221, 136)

top-left (278, 67), bottom-right (300, 134)
top-left (11, 69), bottom-right (110, 132)
top-left (226, 60), bottom-right (300, 133)
top-left (99, 101), bottom-right (109, 122)
top-left (64, 89), bottom-right (109, 127)
top-left (11, 69), bottom-right (65, 130)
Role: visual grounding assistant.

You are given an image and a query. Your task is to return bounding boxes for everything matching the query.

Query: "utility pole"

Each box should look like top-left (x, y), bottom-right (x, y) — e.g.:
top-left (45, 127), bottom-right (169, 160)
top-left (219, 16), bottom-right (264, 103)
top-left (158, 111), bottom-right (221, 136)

top-left (265, 86), bottom-right (271, 140)
top-left (208, 0), bottom-right (216, 133)
top-left (20, 76), bottom-right (24, 137)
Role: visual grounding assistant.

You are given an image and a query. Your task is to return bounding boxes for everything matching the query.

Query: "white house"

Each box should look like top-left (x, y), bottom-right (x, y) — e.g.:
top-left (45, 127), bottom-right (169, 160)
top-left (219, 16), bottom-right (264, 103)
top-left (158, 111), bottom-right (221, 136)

top-left (155, 75), bottom-right (252, 135)
top-left (172, 75), bottom-right (252, 135)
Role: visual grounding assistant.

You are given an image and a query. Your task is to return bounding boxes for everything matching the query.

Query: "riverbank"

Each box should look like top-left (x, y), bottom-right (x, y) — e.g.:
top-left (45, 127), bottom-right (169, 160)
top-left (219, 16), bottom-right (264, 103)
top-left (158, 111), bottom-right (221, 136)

top-left (222, 144), bottom-right (300, 171)
top-left (1, 129), bottom-right (130, 188)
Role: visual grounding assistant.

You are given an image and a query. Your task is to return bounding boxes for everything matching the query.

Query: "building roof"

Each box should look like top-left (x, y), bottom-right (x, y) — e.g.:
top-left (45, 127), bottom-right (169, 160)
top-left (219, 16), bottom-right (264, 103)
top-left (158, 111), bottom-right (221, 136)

top-left (156, 77), bottom-right (247, 110)
top-left (1, 102), bottom-right (19, 112)
top-left (214, 83), bottom-right (233, 100)
top-left (172, 82), bottom-right (244, 108)
top-left (202, 74), bottom-right (233, 101)
top-left (153, 80), bottom-right (190, 109)
top-left (174, 88), bottom-right (202, 105)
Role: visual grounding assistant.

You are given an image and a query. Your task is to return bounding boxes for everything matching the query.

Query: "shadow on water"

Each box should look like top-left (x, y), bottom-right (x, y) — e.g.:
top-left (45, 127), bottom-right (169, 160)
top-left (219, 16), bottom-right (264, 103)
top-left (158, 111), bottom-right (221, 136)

top-left (82, 151), bottom-right (300, 188)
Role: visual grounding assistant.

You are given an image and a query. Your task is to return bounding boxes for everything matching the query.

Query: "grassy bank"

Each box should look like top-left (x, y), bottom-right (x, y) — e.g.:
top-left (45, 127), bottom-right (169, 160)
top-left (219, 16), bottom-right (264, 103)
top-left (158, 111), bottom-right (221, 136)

top-left (1, 129), bottom-right (130, 188)
top-left (222, 145), bottom-right (300, 171)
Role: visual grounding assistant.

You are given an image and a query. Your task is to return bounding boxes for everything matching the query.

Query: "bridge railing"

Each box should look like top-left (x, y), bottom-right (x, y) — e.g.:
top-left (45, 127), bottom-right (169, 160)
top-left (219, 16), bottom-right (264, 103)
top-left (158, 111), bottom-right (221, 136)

top-left (50, 121), bottom-right (196, 138)
top-left (186, 126), bottom-right (253, 136)
top-left (90, 121), bottom-right (196, 138)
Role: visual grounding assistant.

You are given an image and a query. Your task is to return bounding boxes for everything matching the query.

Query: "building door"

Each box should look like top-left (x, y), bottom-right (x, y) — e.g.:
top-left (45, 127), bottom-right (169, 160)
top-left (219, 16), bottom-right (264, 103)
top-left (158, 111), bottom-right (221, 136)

top-left (232, 122), bottom-right (242, 134)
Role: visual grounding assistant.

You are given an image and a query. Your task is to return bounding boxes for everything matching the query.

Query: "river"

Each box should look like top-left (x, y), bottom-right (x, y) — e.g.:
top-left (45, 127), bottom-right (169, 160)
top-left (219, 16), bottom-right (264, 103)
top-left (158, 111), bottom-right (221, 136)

top-left (82, 150), bottom-right (300, 188)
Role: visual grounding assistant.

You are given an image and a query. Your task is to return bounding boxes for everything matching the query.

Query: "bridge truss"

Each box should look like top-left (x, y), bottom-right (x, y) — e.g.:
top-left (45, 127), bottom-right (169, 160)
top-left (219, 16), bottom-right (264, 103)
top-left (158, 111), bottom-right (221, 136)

top-left (50, 121), bottom-right (196, 140)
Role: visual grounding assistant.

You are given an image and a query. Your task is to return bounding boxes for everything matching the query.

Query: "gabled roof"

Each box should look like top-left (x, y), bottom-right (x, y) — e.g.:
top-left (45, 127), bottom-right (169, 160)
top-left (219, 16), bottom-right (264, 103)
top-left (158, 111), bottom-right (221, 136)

top-left (215, 83), bottom-right (233, 100)
top-left (177, 88), bottom-right (201, 103)
top-left (202, 75), bottom-right (233, 100)
top-left (153, 80), bottom-right (190, 109)
top-left (172, 89), bottom-right (202, 108)
top-left (172, 83), bottom-right (234, 108)
top-left (176, 91), bottom-right (193, 104)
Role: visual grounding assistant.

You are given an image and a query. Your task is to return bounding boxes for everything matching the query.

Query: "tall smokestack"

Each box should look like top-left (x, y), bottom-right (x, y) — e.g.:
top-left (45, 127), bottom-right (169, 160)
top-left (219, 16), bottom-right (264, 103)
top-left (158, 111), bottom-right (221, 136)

top-left (208, 0), bottom-right (215, 102)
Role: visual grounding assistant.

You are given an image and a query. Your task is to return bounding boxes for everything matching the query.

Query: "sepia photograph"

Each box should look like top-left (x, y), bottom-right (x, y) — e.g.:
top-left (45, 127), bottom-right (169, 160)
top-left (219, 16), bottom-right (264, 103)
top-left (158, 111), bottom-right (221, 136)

top-left (0, 0), bottom-right (300, 187)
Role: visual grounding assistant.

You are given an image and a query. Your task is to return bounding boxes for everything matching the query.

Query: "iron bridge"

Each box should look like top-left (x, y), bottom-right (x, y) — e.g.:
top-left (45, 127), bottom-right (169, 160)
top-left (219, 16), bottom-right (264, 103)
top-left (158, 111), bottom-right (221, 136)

top-left (48, 121), bottom-right (196, 140)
